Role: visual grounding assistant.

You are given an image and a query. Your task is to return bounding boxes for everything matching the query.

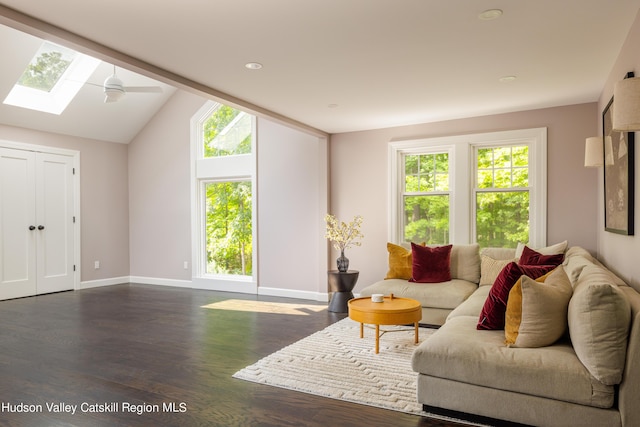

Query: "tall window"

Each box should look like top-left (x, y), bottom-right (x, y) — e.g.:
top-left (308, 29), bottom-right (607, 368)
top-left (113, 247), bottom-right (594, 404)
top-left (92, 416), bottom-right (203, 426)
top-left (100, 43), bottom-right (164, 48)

top-left (192, 101), bottom-right (256, 287)
top-left (475, 145), bottom-right (530, 248)
top-left (402, 152), bottom-right (450, 244)
top-left (389, 128), bottom-right (546, 247)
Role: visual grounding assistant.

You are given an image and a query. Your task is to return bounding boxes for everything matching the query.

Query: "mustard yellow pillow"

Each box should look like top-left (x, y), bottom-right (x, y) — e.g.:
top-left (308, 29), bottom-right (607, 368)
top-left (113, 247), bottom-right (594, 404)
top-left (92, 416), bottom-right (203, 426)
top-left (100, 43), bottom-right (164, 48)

top-left (385, 243), bottom-right (413, 279)
top-left (385, 242), bottom-right (426, 279)
top-left (505, 267), bottom-right (573, 347)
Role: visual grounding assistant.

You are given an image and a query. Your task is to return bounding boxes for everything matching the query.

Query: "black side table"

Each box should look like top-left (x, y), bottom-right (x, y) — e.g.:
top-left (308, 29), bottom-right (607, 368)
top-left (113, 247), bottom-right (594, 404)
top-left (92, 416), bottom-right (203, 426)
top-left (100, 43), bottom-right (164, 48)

top-left (328, 270), bottom-right (359, 313)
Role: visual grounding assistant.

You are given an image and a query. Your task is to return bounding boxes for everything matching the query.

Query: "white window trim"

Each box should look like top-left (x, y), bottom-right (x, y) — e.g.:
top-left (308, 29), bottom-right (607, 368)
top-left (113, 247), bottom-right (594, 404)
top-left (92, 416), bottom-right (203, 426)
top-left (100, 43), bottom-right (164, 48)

top-left (190, 101), bottom-right (258, 294)
top-left (389, 127), bottom-right (547, 247)
top-left (389, 144), bottom-right (456, 243)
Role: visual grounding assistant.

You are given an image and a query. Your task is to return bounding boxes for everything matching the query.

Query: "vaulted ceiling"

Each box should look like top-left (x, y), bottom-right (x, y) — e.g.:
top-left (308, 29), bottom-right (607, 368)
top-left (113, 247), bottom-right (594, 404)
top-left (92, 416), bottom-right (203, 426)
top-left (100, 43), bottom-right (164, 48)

top-left (0, 1), bottom-right (639, 143)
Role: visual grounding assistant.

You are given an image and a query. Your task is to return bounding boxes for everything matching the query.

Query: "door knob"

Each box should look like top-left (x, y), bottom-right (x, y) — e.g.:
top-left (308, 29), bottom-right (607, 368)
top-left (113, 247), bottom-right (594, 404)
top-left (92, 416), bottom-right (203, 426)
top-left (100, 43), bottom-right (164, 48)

top-left (29, 225), bottom-right (36, 230)
top-left (38, 225), bottom-right (45, 230)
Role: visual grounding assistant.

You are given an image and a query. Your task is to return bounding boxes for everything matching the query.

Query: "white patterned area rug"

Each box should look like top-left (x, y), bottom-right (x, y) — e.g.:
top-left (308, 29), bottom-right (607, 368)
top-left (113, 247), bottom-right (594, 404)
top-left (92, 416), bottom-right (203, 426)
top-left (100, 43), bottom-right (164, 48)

top-left (233, 317), bottom-right (486, 426)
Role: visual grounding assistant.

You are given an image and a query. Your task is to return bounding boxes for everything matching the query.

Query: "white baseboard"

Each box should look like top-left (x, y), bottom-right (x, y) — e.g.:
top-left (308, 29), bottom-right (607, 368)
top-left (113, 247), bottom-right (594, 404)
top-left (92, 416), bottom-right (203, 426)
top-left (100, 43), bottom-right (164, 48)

top-left (78, 276), bottom-right (129, 290)
top-left (259, 286), bottom-right (329, 302)
top-left (129, 276), bottom-right (193, 288)
top-left (78, 276), bottom-right (328, 302)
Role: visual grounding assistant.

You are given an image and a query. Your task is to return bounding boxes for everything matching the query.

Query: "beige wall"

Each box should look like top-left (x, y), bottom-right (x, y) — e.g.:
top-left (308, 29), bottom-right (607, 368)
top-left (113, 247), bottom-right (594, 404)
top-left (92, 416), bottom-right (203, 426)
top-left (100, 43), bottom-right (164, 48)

top-left (128, 90), bottom-right (205, 281)
top-left (330, 103), bottom-right (598, 292)
top-left (597, 9), bottom-right (640, 291)
top-left (0, 123), bottom-right (129, 282)
top-left (257, 118), bottom-right (328, 297)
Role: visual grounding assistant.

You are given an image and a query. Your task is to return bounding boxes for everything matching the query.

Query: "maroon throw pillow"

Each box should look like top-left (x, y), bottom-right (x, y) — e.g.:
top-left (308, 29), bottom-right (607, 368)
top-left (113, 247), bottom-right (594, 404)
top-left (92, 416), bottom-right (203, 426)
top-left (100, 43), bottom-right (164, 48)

top-left (518, 245), bottom-right (564, 266)
top-left (409, 243), bottom-right (452, 283)
top-left (477, 262), bottom-right (556, 330)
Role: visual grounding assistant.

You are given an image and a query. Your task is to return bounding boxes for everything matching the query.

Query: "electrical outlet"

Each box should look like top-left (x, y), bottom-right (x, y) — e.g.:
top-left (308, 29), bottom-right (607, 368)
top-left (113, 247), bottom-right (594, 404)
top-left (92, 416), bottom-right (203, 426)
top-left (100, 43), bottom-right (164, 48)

top-left (183, 261), bottom-right (189, 270)
top-left (94, 261), bottom-right (100, 269)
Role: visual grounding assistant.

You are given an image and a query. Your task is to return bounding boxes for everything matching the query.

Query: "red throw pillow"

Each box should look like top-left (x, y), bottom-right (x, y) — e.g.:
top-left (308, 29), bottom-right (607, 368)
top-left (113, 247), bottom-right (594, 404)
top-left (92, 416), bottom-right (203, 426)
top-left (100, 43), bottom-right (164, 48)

top-left (518, 245), bottom-right (565, 266)
top-left (409, 243), bottom-right (452, 283)
top-left (477, 262), bottom-right (556, 330)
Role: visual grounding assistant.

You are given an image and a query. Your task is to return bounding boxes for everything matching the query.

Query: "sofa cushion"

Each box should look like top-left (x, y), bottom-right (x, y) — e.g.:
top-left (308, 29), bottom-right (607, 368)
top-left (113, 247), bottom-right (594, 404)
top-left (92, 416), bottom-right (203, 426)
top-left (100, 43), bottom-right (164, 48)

top-left (410, 243), bottom-right (452, 283)
top-left (478, 263), bottom-right (556, 330)
top-left (449, 243), bottom-right (481, 283)
top-left (481, 247), bottom-right (517, 260)
top-left (359, 278), bottom-right (477, 310)
top-left (447, 285), bottom-right (490, 320)
top-left (384, 242), bottom-right (414, 280)
top-left (412, 316), bottom-right (615, 408)
top-left (568, 265), bottom-right (631, 385)
top-left (518, 245), bottom-right (564, 266)
top-left (505, 267), bottom-right (572, 347)
top-left (515, 240), bottom-right (568, 259)
top-left (479, 255), bottom-right (513, 286)
top-left (563, 255), bottom-right (594, 286)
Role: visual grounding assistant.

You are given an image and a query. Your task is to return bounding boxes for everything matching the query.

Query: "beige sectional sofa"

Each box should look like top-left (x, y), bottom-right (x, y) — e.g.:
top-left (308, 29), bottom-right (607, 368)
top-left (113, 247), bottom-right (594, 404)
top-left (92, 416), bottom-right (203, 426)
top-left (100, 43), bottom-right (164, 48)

top-left (359, 244), bottom-right (484, 325)
top-left (410, 246), bottom-right (640, 427)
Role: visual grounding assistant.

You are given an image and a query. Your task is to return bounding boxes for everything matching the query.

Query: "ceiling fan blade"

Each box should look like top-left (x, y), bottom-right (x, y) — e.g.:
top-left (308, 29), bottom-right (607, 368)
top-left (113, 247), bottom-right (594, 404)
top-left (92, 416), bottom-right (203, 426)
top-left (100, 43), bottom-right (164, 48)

top-left (123, 86), bottom-right (163, 93)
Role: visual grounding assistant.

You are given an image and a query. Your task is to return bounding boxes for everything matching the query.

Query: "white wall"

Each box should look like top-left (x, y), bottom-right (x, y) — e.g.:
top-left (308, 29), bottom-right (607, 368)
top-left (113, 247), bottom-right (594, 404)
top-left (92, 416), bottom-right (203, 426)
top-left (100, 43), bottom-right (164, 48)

top-left (597, 9), bottom-right (640, 292)
top-left (331, 103), bottom-right (598, 293)
top-left (257, 118), bottom-right (329, 300)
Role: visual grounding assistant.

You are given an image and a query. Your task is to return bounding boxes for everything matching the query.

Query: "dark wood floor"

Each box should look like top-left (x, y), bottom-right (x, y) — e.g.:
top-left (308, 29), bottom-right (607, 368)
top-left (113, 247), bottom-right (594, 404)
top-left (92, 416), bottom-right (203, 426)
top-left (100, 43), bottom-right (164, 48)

top-left (0, 284), bottom-right (473, 427)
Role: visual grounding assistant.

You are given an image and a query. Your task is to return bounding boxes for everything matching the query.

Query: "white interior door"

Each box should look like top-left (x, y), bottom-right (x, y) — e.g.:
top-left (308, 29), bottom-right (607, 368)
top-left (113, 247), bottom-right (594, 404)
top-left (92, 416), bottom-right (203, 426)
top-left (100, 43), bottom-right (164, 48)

top-left (35, 153), bottom-right (74, 295)
top-left (0, 147), bottom-right (75, 300)
top-left (0, 148), bottom-right (37, 299)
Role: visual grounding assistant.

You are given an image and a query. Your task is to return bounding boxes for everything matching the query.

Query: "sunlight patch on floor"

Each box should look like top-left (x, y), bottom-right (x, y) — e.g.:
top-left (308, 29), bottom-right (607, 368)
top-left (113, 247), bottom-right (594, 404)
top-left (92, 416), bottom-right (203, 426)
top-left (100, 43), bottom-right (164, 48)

top-left (202, 299), bottom-right (327, 315)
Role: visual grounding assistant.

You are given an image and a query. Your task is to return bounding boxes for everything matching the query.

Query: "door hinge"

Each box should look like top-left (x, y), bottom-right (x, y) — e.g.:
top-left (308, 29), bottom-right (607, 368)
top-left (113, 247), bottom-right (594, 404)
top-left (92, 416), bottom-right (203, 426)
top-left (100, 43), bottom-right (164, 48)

top-left (73, 265), bottom-right (76, 271)
top-left (73, 216), bottom-right (76, 223)
top-left (73, 167), bottom-right (75, 175)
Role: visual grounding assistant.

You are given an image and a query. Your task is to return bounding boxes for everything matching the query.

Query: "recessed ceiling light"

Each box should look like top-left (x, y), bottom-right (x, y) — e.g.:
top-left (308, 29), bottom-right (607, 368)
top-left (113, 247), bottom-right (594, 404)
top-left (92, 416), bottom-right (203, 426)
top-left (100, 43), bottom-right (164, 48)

top-left (478, 9), bottom-right (503, 20)
top-left (245, 62), bottom-right (263, 70)
top-left (499, 75), bottom-right (517, 83)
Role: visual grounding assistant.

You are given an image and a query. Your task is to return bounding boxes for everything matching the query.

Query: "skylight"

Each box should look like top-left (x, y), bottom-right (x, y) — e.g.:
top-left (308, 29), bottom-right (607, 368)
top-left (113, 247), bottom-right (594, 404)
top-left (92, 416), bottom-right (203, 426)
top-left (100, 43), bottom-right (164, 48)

top-left (3, 41), bottom-right (100, 115)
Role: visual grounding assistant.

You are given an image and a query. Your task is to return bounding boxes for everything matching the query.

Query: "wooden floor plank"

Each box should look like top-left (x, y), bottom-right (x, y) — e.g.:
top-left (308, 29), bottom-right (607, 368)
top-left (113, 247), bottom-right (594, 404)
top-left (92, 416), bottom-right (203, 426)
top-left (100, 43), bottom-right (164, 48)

top-left (0, 284), bottom-right (471, 427)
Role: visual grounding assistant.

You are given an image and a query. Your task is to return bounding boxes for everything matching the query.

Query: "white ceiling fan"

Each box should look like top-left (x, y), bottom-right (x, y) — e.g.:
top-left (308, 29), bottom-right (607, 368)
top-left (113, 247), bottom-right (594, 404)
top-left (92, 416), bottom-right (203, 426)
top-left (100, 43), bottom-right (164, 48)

top-left (103, 65), bottom-right (163, 103)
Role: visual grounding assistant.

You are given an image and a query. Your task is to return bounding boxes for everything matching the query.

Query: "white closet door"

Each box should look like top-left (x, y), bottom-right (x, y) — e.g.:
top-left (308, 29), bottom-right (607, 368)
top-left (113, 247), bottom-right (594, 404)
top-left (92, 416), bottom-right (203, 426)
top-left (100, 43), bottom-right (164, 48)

top-left (35, 152), bottom-right (74, 295)
top-left (0, 148), bottom-right (37, 299)
top-left (0, 148), bottom-right (75, 300)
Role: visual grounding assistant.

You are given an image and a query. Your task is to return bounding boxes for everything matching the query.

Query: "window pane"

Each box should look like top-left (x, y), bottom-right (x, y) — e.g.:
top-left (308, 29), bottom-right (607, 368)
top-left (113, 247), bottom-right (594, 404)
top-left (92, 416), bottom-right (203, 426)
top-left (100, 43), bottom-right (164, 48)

top-left (18, 42), bottom-right (76, 92)
top-left (404, 195), bottom-right (449, 244)
top-left (405, 155), bottom-right (419, 175)
top-left (476, 191), bottom-right (529, 248)
top-left (205, 181), bottom-right (252, 275)
top-left (203, 105), bottom-right (252, 157)
top-left (404, 152), bottom-right (448, 193)
top-left (476, 145), bottom-right (529, 189)
top-left (513, 168), bottom-right (529, 187)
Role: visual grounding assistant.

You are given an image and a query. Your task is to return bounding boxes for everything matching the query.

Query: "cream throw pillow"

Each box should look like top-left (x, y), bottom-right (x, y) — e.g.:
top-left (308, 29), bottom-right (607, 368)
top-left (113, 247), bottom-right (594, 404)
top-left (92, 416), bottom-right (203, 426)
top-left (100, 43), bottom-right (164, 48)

top-left (505, 266), bottom-right (573, 348)
top-left (479, 255), bottom-right (512, 286)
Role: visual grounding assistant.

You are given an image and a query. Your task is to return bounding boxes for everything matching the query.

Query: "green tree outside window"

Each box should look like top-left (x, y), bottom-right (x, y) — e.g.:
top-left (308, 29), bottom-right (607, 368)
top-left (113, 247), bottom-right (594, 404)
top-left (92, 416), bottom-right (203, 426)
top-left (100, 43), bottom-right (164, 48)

top-left (476, 145), bottom-right (530, 248)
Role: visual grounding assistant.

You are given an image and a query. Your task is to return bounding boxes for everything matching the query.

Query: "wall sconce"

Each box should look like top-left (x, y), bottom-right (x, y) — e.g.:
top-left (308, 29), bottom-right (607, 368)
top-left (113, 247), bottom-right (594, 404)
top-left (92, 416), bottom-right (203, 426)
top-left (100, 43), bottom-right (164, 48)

top-left (584, 136), bottom-right (614, 168)
top-left (612, 74), bottom-right (640, 132)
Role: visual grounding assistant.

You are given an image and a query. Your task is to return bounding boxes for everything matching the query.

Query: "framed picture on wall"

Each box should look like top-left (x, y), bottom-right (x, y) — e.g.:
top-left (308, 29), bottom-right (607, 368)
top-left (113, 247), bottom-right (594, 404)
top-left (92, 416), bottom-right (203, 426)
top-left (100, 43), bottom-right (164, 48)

top-left (603, 72), bottom-right (635, 235)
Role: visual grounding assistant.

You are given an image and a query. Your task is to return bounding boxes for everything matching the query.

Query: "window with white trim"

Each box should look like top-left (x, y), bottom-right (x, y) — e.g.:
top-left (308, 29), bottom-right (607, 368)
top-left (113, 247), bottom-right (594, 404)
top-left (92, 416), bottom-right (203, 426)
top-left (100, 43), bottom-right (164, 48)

top-left (402, 151), bottom-right (451, 244)
top-left (474, 145), bottom-right (530, 247)
top-left (191, 101), bottom-right (256, 289)
top-left (389, 128), bottom-right (547, 248)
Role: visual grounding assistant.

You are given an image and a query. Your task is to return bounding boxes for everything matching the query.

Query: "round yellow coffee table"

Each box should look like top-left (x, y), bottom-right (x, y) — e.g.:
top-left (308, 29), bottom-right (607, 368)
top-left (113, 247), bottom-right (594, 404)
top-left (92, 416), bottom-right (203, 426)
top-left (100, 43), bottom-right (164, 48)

top-left (348, 294), bottom-right (422, 354)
